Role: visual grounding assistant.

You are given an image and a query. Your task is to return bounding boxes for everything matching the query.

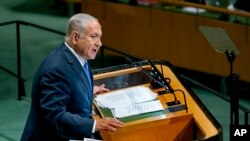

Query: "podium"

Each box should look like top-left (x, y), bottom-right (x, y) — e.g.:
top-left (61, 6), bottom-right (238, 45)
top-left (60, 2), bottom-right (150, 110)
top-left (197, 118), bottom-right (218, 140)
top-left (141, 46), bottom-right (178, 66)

top-left (99, 113), bottom-right (193, 141)
top-left (92, 60), bottom-right (222, 141)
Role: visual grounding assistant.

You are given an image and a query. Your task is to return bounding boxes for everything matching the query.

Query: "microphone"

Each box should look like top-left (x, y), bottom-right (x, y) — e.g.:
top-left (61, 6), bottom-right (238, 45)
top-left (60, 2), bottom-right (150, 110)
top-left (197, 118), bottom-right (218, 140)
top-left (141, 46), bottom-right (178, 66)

top-left (129, 59), bottom-right (188, 112)
top-left (125, 58), bottom-right (167, 89)
top-left (147, 60), bottom-right (181, 106)
top-left (147, 60), bottom-right (188, 112)
top-left (147, 60), bottom-right (173, 93)
top-left (132, 62), bottom-right (166, 88)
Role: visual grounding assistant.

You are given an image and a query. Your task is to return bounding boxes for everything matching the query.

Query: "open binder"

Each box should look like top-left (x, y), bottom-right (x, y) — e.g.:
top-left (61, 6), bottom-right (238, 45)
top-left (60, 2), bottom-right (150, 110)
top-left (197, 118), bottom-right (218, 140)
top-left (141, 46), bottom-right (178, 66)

top-left (94, 86), bottom-right (166, 122)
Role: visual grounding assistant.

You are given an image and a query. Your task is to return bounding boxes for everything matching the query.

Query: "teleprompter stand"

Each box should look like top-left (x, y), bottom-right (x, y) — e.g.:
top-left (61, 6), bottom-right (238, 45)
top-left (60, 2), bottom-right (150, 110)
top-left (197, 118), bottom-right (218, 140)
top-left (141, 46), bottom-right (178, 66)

top-left (199, 26), bottom-right (241, 140)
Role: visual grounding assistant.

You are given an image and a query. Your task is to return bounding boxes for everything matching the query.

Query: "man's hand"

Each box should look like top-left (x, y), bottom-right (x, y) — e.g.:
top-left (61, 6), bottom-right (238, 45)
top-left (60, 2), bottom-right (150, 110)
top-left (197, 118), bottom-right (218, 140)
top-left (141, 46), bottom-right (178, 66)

top-left (93, 84), bottom-right (109, 95)
top-left (96, 117), bottom-right (124, 132)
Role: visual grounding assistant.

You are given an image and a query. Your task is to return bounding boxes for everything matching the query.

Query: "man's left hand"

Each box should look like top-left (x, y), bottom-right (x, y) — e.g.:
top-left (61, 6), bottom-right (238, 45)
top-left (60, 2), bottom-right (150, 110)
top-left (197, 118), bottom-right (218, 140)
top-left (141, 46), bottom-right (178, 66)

top-left (93, 84), bottom-right (109, 95)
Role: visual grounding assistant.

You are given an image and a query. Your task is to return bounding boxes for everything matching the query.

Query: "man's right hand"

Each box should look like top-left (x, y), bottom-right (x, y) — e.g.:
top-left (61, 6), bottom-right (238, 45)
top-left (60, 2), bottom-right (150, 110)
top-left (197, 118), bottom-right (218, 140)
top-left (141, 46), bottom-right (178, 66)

top-left (96, 117), bottom-right (124, 132)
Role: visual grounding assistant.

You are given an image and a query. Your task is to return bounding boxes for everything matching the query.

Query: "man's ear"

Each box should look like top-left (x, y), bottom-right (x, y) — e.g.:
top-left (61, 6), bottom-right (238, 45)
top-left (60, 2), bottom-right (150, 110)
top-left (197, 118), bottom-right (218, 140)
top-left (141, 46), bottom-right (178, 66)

top-left (71, 31), bottom-right (78, 45)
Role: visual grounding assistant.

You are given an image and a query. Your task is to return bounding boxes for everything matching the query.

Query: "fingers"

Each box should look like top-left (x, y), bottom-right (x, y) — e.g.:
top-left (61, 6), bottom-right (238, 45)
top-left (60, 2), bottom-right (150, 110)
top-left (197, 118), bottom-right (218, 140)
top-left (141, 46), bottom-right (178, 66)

top-left (96, 117), bottom-right (124, 132)
top-left (99, 84), bottom-right (110, 92)
top-left (93, 84), bottom-right (110, 95)
top-left (99, 83), bottom-right (105, 88)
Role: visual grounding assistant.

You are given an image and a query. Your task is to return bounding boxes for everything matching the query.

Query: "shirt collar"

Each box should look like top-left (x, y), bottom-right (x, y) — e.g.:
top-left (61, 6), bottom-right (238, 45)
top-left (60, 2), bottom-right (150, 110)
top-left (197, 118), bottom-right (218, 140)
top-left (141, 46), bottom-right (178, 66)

top-left (64, 42), bottom-right (87, 66)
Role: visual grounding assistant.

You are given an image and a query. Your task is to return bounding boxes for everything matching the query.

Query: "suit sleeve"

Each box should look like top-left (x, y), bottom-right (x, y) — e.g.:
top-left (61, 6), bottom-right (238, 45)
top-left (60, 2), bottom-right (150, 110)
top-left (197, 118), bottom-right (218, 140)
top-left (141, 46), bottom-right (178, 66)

top-left (39, 68), bottom-right (94, 138)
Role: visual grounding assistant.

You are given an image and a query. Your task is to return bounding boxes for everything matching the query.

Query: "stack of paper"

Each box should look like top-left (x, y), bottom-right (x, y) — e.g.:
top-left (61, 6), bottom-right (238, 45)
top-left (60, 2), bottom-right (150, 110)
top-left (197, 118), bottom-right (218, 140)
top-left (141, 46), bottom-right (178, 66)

top-left (94, 86), bottom-right (164, 118)
top-left (112, 100), bottom-right (164, 118)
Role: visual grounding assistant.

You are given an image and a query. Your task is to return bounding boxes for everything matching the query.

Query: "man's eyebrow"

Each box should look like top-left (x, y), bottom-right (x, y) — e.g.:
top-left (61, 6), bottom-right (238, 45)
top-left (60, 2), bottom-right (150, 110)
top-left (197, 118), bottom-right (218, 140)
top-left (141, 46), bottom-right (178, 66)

top-left (91, 33), bottom-right (102, 36)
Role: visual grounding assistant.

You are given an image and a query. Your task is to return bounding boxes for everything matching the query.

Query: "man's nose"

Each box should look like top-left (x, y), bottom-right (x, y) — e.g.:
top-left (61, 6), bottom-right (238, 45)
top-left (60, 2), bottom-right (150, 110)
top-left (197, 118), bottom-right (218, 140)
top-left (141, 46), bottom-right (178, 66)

top-left (96, 38), bottom-right (102, 47)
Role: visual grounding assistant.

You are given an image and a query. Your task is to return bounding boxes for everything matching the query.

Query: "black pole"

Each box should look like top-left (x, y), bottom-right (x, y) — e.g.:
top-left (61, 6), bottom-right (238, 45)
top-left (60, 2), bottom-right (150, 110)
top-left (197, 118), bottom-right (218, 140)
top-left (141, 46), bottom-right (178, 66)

top-left (225, 50), bottom-right (236, 76)
top-left (16, 21), bottom-right (21, 100)
top-left (16, 21), bottom-right (25, 100)
top-left (228, 73), bottom-right (239, 125)
top-left (0, 20), bottom-right (66, 101)
top-left (245, 111), bottom-right (248, 125)
top-left (225, 50), bottom-right (240, 141)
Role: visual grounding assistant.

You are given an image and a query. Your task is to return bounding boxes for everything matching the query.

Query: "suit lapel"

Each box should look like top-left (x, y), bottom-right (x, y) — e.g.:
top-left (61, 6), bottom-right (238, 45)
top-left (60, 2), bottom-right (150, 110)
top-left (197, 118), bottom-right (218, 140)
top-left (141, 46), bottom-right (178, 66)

top-left (60, 44), bottom-right (93, 101)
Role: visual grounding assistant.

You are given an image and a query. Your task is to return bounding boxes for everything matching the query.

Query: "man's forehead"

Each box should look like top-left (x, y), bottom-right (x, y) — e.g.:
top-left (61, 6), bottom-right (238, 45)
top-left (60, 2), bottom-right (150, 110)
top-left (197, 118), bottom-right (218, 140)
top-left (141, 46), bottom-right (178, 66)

top-left (85, 21), bottom-right (102, 34)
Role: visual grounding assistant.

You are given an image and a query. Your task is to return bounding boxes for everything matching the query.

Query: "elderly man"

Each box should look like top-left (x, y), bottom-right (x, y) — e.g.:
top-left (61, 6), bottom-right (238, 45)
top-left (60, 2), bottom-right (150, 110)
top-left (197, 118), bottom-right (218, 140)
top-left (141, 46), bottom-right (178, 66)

top-left (21, 13), bottom-right (124, 141)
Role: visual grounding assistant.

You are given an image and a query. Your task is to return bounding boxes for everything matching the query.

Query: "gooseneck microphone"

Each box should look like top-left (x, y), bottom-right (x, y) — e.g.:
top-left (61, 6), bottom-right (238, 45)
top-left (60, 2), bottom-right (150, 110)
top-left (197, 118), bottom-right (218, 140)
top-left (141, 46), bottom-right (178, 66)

top-left (147, 60), bottom-right (188, 112)
top-left (147, 60), bottom-right (180, 105)
top-left (131, 62), bottom-right (166, 88)
top-left (147, 60), bottom-right (174, 93)
top-left (127, 59), bottom-right (187, 112)
top-left (129, 59), bottom-right (178, 105)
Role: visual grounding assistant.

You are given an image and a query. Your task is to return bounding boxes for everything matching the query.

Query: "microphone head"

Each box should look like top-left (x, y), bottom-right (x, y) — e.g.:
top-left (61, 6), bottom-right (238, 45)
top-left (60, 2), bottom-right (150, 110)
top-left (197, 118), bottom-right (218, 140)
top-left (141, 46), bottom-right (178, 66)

top-left (150, 80), bottom-right (163, 89)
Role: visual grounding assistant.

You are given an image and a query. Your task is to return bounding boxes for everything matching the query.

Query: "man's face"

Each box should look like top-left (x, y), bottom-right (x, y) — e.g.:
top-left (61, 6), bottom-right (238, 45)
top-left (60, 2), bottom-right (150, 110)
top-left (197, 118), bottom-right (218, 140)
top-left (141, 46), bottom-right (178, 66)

top-left (75, 20), bottom-right (102, 59)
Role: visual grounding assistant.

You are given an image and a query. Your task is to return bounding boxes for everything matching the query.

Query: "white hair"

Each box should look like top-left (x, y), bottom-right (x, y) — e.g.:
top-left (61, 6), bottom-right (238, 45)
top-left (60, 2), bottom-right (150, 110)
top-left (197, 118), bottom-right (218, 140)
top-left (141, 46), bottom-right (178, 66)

top-left (65, 13), bottom-right (98, 41)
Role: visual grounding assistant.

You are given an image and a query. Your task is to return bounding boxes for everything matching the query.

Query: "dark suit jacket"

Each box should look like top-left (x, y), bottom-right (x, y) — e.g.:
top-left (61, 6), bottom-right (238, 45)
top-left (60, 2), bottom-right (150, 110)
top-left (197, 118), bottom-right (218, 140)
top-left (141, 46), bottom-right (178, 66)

top-left (21, 43), bottom-right (94, 141)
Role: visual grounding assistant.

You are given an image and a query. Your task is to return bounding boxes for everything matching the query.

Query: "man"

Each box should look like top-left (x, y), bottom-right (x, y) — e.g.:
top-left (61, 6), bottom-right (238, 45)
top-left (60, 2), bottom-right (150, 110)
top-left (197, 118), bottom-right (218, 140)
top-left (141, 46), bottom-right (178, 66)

top-left (21, 13), bottom-right (124, 141)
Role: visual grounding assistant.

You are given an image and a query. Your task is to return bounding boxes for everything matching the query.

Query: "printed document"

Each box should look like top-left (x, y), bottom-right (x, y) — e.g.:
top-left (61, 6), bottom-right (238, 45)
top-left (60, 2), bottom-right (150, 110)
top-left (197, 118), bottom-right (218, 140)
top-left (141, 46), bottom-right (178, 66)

top-left (112, 100), bottom-right (164, 118)
top-left (95, 86), bottom-right (157, 109)
top-left (94, 86), bottom-right (164, 118)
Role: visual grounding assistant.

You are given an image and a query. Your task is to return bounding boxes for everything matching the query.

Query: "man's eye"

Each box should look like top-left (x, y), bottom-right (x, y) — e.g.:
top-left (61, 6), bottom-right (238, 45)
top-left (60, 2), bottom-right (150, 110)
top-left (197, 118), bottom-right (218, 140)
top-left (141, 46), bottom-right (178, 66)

top-left (90, 35), bottom-right (97, 39)
top-left (91, 35), bottom-right (101, 40)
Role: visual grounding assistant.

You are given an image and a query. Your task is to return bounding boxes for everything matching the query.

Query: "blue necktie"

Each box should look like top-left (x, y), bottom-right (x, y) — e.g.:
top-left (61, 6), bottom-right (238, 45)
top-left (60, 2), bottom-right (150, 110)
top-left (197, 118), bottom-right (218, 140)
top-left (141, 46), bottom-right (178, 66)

top-left (83, 62), bottom-right (91, 84)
